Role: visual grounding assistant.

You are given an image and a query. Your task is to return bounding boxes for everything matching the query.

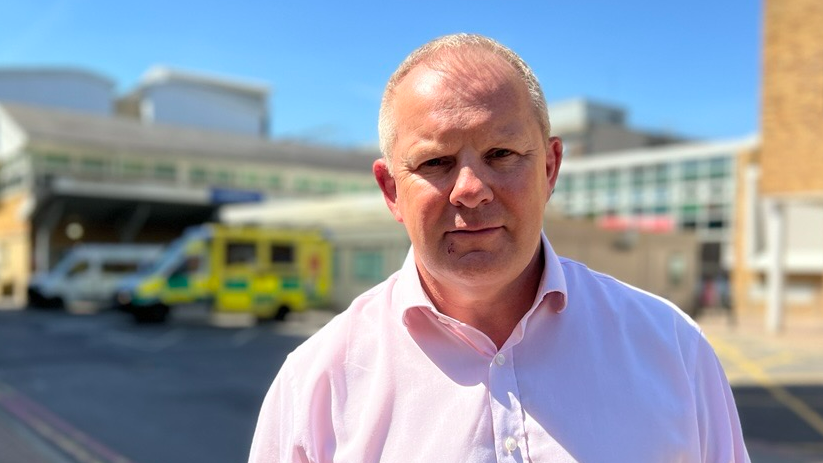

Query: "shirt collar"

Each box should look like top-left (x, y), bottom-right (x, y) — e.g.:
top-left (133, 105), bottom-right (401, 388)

top-left (395, 231), bottom-right (569, 327)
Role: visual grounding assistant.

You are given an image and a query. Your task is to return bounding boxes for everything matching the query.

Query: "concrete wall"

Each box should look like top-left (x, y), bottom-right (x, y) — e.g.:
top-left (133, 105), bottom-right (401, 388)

top-left (0, 107), bottom-right (27, 158)
top-left (545, 216), bottom-right (699, 314)
top-left (325, 216), bottom-right (699, 314)
top-left (0, 69), bottom-right (113, 115)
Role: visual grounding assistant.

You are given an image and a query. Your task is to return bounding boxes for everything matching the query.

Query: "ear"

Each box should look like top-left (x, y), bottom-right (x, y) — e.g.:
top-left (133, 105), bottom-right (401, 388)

top-left (545, 136), bottom-right (563, 202)
top-left (373, 158), bottom-right (404, 223)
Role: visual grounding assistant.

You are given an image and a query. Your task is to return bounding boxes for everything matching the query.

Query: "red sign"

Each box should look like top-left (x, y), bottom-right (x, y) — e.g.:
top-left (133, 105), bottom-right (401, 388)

top-left (597, 215), bottom-right (675, 233)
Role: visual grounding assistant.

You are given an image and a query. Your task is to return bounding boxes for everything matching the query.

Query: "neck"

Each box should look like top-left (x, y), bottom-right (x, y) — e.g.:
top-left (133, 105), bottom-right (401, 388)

top-left (418, 246), bottom-right (544, 349)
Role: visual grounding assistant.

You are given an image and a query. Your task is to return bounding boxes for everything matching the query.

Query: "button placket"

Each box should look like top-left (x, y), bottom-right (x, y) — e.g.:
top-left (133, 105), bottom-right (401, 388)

top-left (488, 348), bottom-right (525, 460)
top-left (504, 436), bottom-right (518, 452)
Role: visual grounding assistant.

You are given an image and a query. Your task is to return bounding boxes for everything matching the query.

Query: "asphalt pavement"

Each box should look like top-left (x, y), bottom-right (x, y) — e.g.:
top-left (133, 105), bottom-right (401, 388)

top-left (1, 306), bottom-right (821, 463)
top-left (699, 309), bottom-right (823, 462)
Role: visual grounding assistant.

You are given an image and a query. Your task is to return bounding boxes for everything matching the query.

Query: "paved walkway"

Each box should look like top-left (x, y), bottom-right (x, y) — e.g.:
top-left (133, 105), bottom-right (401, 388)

top-left (698, 310), bottom-right (823, 462)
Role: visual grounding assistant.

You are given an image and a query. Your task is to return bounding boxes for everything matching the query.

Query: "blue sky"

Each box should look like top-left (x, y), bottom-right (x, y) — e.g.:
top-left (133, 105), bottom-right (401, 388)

top-left (1, 0), bottom-right (761, 148)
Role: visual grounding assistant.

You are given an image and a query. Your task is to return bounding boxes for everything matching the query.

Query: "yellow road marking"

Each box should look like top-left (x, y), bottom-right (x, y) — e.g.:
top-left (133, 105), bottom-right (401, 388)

top-left (0, 380), bottom-right (129, 463)
top-left (711, 338), bottom-right (823, 439)
top-left (756, 350), bottom-right (797, 369)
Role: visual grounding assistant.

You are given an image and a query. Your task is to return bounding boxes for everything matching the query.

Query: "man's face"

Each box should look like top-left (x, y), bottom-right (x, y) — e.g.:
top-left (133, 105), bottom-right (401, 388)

top-left (374, 54), bottom-right (562, 290)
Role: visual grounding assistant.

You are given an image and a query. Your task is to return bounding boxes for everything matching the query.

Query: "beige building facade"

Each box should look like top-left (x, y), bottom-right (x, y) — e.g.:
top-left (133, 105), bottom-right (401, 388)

top-left (732, 0), bottom-right (823, 331)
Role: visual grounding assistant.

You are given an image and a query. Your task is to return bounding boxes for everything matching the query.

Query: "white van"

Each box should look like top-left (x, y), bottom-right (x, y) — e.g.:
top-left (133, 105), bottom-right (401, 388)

top-left (28, 244), bottom-right (164, 311)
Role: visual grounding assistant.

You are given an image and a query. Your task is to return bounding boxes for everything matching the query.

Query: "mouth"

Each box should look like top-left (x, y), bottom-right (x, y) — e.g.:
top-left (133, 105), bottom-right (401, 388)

top-left (447, 226), bottom-right (503, 235)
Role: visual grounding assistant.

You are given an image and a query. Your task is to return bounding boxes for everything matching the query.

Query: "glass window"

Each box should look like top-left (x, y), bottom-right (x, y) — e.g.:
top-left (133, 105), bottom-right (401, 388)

top-left (101, 262), bottom-right (140, 274)
top-left (123, 160), bottom-right (146, 176)
top-left (708, 219), bottom-right (726, 229)
top-left (681, 181), bottom-right (698, 199)
top-left (584, 172), bottom-right (596, 191)
top-left (213, 170), bottom-right (233, 186)
top-left (553, 178), bottom-right (567, 194)
top-left (709, 157), bottom-right (731, 178)
top-left (295, 178), bottom-right (311, 193)
top-left (225, 242), bottom-right (256, 265)
top-left (353, 250), bottom-right (384, 283)
top-left (680, 219), bottom-right (698, 230)
top-left (44, 153), bottom-right (71, 169)
top-left (631, 188), bottom-right (643, 206)
top-left (170, 256), bottom-right (203, 278)
top-left (189, 167), bottom-right (208, 184)
top-left (655, 164), bottom-right (669, 184)
top-left (606, 169), bottom-right (620, 190)
top-left (655, 185), bottom-right (669, 203)
top-left (631, 167), bottom-right (644, 187)
top-left (319, 180), bottom-right (336, 193)
top-left (564, 174), bottom-right (577, 193)
top-left (67, 261), bottom-right (89, 278)
top-left (81, 158), bottom-right (106, 174)
top-left (681, 160), bottom-right (700, 181)
top-left (681, 203), bottom-right (700, 216)
top-left (270, 244), bottom-right (294, 264)
top-left (241, 172), bottom-right (260, 187)
top-left (154, 163), bottom-right (177, 180)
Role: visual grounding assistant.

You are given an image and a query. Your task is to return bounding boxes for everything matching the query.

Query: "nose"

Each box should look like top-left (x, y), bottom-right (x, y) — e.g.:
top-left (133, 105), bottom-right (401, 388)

top-left (449, 164), bottom-right (493, 208)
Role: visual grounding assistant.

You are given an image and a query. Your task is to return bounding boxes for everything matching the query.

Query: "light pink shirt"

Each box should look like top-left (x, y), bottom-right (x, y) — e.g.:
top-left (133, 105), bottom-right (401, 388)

top-left (249, 234), bottom-right (749, 462)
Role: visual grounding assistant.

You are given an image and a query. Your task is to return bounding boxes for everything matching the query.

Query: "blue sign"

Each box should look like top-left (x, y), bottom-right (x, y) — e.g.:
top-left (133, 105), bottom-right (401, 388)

top-left (209, 188), bottom-right (264, 204)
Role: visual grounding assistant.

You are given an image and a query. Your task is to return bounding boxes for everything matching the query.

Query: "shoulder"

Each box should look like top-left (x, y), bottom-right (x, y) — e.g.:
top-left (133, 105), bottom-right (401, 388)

top-left (559, 256), bottom-right (698, 324)
top-left (558, 255), bottom-right (703, 357)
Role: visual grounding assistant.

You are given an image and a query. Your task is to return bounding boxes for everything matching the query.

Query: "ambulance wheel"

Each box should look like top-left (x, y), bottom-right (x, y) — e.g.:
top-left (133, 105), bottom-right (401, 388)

top-left (133, 304), bottom-right (170, 324)
top-left (274, 305), bottom-right (291, 322)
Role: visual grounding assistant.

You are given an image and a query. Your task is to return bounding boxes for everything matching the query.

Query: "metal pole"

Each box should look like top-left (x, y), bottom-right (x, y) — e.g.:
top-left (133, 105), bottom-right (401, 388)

top-left (765, 198), bottom-right (786, 333)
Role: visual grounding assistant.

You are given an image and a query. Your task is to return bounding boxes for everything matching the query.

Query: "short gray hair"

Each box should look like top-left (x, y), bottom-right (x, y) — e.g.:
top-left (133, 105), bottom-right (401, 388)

top-left (377, 33), bottom-right (551, 169)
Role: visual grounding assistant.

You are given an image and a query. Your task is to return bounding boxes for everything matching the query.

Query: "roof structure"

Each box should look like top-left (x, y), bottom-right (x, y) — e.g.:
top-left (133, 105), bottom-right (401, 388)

top-left (137, 66), bottom-right (270, 98)
top-left (1, 103), bottom-right (378, 173)
top-left (0, 66), bottom-right (115, 89)
top-left (559, 135), bottom-right (760, 171)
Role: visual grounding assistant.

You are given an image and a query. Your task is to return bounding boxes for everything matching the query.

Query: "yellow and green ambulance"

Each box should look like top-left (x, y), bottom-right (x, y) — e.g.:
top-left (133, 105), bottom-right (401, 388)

top-left (115, 224), bottom-right (332, 323)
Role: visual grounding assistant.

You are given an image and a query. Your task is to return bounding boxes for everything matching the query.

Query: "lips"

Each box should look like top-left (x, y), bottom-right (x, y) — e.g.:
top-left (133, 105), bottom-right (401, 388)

top-left (446, 226), bottom-right (502, 235)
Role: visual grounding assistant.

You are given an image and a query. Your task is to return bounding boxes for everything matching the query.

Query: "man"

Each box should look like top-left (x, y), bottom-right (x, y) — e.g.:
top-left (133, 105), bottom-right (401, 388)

top-left (249, 34), bottom-right (749, 462)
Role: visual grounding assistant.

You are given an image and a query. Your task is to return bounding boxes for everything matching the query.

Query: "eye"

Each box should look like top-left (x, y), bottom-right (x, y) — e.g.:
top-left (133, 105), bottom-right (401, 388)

top-left (487, 148), bottom-right (515, 159)
top-left (421, 157), bottom-right (449, 168)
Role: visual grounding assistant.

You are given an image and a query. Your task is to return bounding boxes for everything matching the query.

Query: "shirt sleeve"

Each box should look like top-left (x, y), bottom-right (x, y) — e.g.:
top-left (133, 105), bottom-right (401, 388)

top-left (248, 359), bottom-right (312, 463)
top-left (693, 334), bottom-right (751, 463)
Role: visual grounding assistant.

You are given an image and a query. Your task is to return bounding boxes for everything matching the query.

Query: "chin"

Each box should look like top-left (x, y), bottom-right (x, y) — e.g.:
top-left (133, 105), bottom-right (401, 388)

top-left (448, 252), bottom-right (510, 278)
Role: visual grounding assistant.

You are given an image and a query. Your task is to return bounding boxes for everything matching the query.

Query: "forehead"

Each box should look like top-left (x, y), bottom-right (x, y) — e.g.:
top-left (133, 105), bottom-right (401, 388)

top-left (400, 51), bottom-right (521, 107)
top-left (392, 54), bottom-right (531, 138)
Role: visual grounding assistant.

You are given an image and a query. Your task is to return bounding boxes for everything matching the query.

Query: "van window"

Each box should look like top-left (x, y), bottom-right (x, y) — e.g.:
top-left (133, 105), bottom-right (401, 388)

top-left (102, 262), bottom-right (140, 274)
top-left (226, 242), bottom-right (256, 265)
top-left (171, 256), bottom-right (203, 277)
top-left (271, 244), bottom-right (294, 264)
top-left (67, 261), bottom-right (89, 278)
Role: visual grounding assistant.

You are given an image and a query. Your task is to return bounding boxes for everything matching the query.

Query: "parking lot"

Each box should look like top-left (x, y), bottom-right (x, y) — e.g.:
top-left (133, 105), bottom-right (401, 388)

top-left (1, 307), bottom-right (822, 463)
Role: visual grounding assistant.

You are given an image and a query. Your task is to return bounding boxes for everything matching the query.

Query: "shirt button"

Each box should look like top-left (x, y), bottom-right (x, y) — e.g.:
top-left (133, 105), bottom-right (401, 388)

top-left (494, 353), bottom-right (506, 366)
top-left (505, 436), bottom-right (518, 452)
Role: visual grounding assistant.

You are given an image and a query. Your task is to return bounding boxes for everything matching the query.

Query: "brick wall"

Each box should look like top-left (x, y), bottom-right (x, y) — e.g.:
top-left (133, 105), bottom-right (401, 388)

top-left (761, 0), bottom-right (823, 195)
